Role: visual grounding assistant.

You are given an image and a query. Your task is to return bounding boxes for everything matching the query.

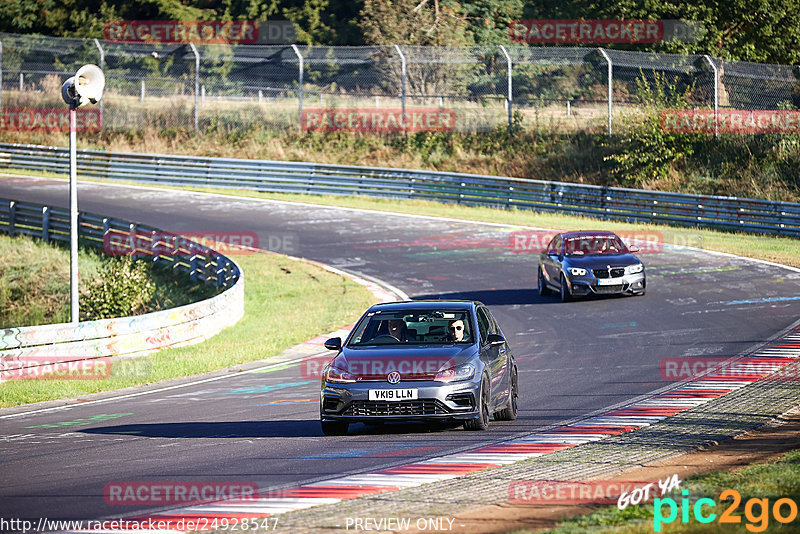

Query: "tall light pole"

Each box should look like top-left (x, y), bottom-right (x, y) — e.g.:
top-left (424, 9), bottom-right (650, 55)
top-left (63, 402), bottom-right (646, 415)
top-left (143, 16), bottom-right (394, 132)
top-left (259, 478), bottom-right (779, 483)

top-left (61, 64), bottom-right (105, 323)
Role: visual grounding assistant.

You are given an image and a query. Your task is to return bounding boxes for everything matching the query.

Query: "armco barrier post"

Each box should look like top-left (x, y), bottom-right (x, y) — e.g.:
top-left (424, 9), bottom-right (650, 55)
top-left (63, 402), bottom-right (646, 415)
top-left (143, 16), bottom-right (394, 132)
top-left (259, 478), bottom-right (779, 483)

top-left (499, 45), bottom-right (513, 130)
top-left (8, 200), bottom-right (15, 236)
top-left (291, 45), bottom-right (304, 129)
top-left (42, 206), bottom-right (50, 242)
top-left (598, 48), bottom-right (613, 136)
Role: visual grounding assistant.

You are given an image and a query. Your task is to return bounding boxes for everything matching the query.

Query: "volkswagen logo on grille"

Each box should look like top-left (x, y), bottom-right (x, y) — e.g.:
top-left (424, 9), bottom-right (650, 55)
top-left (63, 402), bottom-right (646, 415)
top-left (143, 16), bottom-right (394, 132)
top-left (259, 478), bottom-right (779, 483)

top-left (387, 371), bottom-right (401, 384)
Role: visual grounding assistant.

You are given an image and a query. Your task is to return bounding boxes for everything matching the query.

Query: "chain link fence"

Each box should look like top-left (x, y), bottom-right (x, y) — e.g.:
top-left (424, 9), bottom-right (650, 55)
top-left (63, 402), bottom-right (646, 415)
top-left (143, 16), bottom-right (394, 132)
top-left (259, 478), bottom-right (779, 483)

top-left (1, 32), bottom-right (798, 134)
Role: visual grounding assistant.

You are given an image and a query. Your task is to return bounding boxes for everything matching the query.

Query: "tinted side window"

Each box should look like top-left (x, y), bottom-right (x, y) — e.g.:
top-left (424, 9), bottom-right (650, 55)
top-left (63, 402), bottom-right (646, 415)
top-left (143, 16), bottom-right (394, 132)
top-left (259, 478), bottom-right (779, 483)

top-left (477, 308), bottom-right (491, 344)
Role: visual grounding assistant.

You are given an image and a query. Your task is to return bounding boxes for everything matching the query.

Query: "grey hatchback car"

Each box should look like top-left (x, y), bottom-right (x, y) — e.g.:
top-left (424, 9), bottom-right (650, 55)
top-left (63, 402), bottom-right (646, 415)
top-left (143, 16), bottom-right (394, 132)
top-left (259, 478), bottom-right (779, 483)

top-left (538, 231), bottom-right (646, 302)
top-left (319, 301), bottom-right (518, 435)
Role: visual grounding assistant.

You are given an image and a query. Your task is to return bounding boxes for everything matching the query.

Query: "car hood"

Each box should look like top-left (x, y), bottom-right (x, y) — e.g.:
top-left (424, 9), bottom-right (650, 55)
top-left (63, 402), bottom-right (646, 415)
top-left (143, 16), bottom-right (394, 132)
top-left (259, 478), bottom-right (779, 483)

top-left (564, 253), bottom-right (641, 269)
top-left (334, 344), bottom-right (478, 380)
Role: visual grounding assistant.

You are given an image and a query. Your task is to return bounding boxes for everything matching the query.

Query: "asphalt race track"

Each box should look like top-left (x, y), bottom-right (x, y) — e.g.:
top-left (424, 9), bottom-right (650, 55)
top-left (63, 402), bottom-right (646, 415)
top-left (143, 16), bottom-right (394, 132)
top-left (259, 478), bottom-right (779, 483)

top-left (2, 176), bottom-right (800, 523)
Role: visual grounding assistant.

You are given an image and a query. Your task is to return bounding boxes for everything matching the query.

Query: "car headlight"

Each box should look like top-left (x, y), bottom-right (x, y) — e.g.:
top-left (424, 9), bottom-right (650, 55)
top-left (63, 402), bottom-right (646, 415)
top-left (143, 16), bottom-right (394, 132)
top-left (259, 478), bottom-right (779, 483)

top-left (568, 267), bottom-right (587, 276)
top-left (434, 363), bottom-right (475, 383)
top-left (627, 263), bottom-right (644, 274)
top-left (323, 365), bottom-right (357, 384)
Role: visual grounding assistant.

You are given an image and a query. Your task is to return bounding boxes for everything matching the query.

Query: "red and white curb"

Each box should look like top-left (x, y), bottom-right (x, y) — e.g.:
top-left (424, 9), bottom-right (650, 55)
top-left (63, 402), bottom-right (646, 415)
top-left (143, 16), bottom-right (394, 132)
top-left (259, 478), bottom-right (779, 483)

top-left (62, 329), bottom-right (800, 532)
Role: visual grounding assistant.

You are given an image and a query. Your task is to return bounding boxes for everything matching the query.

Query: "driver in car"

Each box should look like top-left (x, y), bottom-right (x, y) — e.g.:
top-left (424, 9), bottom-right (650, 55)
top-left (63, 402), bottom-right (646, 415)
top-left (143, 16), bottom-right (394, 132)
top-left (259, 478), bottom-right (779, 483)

top-left (448, 319), bottom-right (465, 342)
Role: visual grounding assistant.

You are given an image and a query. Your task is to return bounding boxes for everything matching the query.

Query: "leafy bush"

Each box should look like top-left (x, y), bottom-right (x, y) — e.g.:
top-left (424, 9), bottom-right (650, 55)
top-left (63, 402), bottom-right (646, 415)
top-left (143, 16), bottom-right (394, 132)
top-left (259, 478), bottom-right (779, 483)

top-left (80, 257), bottom-right (155, 321)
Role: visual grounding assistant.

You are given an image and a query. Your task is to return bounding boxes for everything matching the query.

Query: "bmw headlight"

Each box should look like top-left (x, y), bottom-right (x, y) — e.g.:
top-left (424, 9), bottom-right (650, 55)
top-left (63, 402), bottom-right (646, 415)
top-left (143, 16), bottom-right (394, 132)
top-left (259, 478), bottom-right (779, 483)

top-left (568, 267), bottom-right (587, 276)
top-left (434, 363), bottom-right (475, 383)
top-left (627, 263), bottom-right (644, 274)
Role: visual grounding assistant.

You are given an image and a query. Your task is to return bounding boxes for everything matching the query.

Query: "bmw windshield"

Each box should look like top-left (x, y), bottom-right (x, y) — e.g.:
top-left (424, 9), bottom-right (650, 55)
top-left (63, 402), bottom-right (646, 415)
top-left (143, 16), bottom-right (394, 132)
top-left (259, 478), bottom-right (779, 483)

top-left (347, 309), bottom-right (474, 346)
top-left (564, 235), bottom-right (629, 256)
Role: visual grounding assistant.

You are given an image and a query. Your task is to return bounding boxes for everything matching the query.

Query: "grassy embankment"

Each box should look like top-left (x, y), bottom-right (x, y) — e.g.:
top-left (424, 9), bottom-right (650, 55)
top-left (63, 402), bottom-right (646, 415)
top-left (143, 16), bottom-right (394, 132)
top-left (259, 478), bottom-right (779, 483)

top-left (0, 234), bottom-right (376, 407)
top-left (542, 449), bottom-right (800, 533)
top-left (0, 234), bottom-right (217, 327)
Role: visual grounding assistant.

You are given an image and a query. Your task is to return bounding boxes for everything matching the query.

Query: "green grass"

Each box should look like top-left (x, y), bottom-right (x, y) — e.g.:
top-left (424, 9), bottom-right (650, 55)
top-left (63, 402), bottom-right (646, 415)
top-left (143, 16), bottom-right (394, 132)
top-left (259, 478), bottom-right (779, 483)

top-left (0, 233), bottom-right (218, 328)
top-left (10, 168), bottom-right (798, 269)
top-left (0, 234), bottom-right (104, 327)
top-left (0, 250), bottom-right (376, 407)
top-left (541, 449), bottom-right (800, 533)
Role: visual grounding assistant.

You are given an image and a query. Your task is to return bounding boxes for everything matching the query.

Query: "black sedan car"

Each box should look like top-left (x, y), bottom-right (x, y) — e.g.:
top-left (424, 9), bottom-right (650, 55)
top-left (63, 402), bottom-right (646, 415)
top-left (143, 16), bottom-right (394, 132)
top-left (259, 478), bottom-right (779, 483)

top-left (319, 300), bottom-right (518, 435)
top-left (538, 231), bottom-right (646, 301)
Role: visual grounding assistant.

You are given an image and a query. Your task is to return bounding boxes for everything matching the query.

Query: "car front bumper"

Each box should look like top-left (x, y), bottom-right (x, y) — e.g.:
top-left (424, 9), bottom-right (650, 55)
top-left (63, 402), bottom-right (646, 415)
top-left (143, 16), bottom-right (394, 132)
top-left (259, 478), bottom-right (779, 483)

top-left (320, 378), bottom-right (482, 422)
top-left (568, 272), bottom-right (646, 296)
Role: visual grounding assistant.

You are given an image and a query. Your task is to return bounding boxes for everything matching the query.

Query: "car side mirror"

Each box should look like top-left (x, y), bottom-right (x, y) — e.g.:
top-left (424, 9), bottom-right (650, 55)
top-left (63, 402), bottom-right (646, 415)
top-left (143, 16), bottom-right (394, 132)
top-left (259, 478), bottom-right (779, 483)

top-left (324, 337), bottom-right (342, 351)
top-left (487, 333), bottom-right (505, 346)
top-left (628, 245), bottom-right (639, 253)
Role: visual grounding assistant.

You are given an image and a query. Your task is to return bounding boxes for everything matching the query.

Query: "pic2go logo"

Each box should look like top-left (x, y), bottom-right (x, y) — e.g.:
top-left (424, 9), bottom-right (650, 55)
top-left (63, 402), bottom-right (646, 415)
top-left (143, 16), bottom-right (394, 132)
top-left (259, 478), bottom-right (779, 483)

top-left (654, 489), bottom-right (799, 532)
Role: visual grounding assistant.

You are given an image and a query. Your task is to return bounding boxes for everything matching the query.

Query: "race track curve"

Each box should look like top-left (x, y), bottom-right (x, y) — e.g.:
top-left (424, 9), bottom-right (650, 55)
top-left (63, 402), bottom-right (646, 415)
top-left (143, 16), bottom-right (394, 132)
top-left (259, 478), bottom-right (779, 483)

top-left (2, 175), bottom-right (800, 523)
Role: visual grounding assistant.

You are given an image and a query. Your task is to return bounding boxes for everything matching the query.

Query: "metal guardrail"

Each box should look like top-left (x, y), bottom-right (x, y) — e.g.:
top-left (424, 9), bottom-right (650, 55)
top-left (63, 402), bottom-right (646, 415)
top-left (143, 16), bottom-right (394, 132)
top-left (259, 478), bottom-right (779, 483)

top-left (0, 198), bottom-right (244, 377)
top-left (1, 142), bottom-right (799, 236)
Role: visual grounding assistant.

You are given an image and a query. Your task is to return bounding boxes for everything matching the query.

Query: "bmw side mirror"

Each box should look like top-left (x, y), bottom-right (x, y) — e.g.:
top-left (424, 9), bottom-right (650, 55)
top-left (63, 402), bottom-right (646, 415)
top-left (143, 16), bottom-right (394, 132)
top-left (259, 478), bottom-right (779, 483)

top-left (629, 245), bottom-right (639, 253)
top-left (324, 337), bottom-right (342, 351)
top-left (487, 333), bottom-right (505, 346)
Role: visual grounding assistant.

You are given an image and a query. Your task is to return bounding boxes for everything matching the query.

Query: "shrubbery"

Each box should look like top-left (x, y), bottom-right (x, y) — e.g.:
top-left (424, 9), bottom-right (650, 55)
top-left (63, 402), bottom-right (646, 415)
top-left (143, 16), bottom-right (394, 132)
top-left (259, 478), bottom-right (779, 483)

top-left (80, 257), bottom-right (155, 321)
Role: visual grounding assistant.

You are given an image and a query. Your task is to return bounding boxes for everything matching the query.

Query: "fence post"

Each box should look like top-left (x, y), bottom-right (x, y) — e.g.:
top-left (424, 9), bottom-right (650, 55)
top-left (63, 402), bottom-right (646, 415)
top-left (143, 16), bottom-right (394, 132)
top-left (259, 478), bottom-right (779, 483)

top-left (394, 45), bottom-right (407, 129)
top-left (93, 39), bottom-right (104, 118)
top-left (703, 55), bottom-right (719, 138)
top-left (0, 39), bottom-right (3, 113)
top-left (42, 206), bottom-right (50, 242)
top-left (189, 43), bottom-right (199, 134)
top-left (598, 48), bottom-right (613, 136)
top-left (291, 44), bottom-right (304, 129)
top-left (499, 45), bottom-right (513, 130)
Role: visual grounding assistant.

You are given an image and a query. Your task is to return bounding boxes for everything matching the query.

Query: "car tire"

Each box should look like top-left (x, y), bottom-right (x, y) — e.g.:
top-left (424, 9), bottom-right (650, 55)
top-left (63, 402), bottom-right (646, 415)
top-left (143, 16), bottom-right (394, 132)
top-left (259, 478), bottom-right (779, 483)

top-left (494, 367), bottom-right (518, 421)
top-left (321, 420), bottom-right (349, 436)
top-left (559, 273), bottom-right (572, 302)
top-left (464, 375), bottom-right (491, 431)
top-left (538, 267), bottom-right (552, 297)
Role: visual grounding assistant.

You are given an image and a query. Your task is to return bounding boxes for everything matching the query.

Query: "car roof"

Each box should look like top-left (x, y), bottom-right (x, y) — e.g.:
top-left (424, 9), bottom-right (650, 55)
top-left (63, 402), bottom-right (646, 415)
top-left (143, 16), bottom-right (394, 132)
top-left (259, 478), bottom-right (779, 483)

top-left (366, 300), bottom-right (479, 312)
top-left (559, 230), bottom-right (619, 239)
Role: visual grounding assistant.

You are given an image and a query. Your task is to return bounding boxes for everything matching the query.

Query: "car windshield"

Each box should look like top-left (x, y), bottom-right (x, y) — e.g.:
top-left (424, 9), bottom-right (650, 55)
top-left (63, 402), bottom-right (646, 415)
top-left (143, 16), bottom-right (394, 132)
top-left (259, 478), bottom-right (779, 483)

top-left (564, 235), bottom-right (629, 256)
top-left (347, 309), bottom-right (474, 346)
